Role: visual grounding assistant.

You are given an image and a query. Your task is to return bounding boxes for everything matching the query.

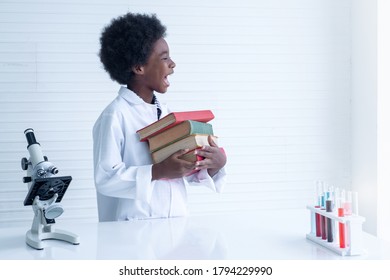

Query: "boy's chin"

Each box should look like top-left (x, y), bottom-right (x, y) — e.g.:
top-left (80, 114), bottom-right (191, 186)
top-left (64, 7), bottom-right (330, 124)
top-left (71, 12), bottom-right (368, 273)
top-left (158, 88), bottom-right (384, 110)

top-left (156, 87), bottom-right (168, 94)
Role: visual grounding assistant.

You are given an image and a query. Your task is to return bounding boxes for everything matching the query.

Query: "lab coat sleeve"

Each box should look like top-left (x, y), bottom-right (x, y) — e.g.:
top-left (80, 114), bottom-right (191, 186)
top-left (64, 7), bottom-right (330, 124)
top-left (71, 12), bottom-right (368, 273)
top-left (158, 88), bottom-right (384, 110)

top-left (93, 112), bottom-right (155, 204)
top-left (184, 167), bottom-right (226, 193)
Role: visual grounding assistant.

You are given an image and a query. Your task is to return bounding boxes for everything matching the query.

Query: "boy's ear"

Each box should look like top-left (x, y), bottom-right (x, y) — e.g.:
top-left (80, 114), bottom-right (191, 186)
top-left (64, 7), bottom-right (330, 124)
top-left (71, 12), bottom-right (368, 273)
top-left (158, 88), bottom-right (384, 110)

top-left (132, 65), bottom-right (144, 75)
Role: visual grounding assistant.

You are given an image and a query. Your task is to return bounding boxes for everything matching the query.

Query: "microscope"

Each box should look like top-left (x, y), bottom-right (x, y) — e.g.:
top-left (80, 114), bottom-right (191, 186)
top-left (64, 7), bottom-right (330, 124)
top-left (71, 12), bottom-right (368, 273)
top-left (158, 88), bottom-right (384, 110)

top-left (21, 128), bottom-right (80, 250)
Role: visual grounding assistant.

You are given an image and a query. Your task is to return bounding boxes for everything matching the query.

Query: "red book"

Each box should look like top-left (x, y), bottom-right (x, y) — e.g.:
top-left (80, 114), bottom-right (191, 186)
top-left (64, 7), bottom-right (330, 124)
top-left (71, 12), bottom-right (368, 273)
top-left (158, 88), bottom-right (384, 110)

top-left (136, 110), bottom-right (214, 141)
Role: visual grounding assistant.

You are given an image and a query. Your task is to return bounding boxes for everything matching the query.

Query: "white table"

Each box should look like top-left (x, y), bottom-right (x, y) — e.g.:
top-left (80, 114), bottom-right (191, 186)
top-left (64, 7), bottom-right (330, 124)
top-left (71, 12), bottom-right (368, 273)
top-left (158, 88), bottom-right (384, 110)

top-left (1, 209), bottom-right (390, 260)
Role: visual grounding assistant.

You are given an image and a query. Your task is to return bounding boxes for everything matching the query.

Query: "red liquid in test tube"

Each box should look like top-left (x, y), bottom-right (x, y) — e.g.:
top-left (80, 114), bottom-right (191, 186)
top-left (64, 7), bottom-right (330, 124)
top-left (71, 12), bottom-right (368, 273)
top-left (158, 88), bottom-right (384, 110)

top-left (338, 208), bottom-right (346, 248)
top-left (321, 214), bottom-right (327, 240)
top-left (315, 206), bottom-right (321, 237)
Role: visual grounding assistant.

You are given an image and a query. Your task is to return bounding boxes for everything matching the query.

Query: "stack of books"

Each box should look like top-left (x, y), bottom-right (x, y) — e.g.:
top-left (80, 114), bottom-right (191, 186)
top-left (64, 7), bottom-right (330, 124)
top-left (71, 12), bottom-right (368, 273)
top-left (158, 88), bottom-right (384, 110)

top-left (136, 110), bottom-right (216, 164)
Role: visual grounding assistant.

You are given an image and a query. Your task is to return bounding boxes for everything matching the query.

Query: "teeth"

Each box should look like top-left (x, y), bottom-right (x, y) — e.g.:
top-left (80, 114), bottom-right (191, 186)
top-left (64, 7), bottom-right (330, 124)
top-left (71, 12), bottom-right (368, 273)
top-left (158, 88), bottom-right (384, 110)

top-left (164, 76), bottom-right (170, 86)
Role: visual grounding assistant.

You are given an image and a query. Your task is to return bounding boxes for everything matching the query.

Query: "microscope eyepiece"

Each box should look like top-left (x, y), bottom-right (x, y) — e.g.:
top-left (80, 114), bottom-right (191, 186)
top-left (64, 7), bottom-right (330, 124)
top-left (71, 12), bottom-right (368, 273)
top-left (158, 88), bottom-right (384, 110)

top-left (23, 128), bottom-right (46, 171)
top-left (24, 128), bottom-right (40, 148)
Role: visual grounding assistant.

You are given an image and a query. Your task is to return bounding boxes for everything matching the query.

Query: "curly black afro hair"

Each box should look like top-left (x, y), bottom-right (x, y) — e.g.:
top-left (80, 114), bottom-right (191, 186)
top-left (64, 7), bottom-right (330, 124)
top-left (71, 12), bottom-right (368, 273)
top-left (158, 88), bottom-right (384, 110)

top-left (99, 13), bottom-right (167, 85)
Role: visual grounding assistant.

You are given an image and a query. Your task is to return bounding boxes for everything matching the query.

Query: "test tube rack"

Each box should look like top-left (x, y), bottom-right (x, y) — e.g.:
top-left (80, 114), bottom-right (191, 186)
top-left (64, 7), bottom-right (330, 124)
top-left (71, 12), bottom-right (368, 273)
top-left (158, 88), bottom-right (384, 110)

top-left (306, 205), bottom-right (365, 256)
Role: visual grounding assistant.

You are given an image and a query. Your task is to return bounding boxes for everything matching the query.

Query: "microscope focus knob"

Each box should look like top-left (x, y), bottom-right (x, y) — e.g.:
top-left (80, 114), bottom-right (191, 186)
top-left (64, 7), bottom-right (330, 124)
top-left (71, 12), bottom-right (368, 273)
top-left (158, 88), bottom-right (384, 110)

top-left (23, 176), bottom-right (32, 183)
top-left (21, 157), bottom-right (29, 170)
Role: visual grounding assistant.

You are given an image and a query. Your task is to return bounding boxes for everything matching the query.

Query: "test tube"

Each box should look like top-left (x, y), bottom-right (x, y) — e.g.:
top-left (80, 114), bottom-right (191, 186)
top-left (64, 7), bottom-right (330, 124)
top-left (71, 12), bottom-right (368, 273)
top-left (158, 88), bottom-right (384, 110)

top-left (343, 191), bottom-right (353, 215)
top-left (315, 181), bottom-right (322, 237)
top-left (352, 191), bottom-right (359, 215)
top-left (333, 188), bottom-right (340, 244)
top-left (338, 207), bottom-right (346, 248)
top-left (326, 199), bottom-right (333, 243)
top-left (321, 184), bottom-right (327, 240)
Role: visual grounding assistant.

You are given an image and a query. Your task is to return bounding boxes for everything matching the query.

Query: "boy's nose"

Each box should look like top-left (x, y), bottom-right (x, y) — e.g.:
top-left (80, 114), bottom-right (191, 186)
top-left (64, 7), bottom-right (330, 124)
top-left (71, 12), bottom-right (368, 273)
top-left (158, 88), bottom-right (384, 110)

top-left (170, 59), bottom-right (176, 69)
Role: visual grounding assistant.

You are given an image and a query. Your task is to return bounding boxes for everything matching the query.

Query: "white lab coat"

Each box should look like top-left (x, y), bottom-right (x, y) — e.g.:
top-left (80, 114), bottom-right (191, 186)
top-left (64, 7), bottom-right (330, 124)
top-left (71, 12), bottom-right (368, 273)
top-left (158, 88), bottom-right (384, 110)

top-left (93, 86), bottom-right (226, 221)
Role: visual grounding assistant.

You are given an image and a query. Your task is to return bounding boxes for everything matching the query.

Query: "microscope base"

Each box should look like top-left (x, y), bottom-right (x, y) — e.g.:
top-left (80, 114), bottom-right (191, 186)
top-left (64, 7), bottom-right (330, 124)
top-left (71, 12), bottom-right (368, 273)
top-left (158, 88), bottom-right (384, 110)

top-left (26, 228), bottom-right (80, 250)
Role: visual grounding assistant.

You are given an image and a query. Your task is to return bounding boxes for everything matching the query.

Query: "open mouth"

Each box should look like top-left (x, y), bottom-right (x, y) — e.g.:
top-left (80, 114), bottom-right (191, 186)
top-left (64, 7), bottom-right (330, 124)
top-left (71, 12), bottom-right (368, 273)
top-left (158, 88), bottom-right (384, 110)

top-left (163, 76), bottom-right (170, 87)
top-left (164, 72), bottom-right (173, 87)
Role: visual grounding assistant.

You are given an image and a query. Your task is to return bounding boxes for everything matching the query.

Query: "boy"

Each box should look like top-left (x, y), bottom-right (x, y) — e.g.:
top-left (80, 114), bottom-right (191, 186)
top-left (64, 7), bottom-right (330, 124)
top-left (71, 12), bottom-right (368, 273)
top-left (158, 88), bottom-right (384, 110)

top-left (93, 13), bottom-right (226, 222)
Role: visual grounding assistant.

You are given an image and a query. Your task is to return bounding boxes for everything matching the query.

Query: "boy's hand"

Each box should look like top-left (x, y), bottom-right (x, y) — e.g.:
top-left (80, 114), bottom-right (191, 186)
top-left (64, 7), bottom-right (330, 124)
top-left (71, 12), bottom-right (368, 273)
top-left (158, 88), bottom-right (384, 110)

top-left (152, 149), bottom-right (196, 180)
top-left (193, 135), bottom-right (227, 177)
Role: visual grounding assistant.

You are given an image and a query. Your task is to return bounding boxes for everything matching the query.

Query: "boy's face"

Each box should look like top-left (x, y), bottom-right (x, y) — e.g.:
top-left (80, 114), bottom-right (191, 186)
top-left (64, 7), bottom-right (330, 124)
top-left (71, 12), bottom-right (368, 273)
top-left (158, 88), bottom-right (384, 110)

top-left (141, 38), bottom-right (176, 94)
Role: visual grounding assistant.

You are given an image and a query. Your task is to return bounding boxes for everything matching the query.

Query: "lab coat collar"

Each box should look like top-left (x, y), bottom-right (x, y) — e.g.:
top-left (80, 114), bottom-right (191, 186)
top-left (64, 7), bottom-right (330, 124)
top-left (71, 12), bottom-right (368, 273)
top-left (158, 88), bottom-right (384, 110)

top-left (118, 86), bottom-right (146, 105)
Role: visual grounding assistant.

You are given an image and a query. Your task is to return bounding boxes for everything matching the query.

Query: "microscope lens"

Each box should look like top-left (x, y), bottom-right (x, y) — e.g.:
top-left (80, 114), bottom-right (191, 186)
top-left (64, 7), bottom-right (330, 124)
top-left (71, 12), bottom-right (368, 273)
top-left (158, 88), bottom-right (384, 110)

top-left (24, 128), bottom-right (39, 147)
